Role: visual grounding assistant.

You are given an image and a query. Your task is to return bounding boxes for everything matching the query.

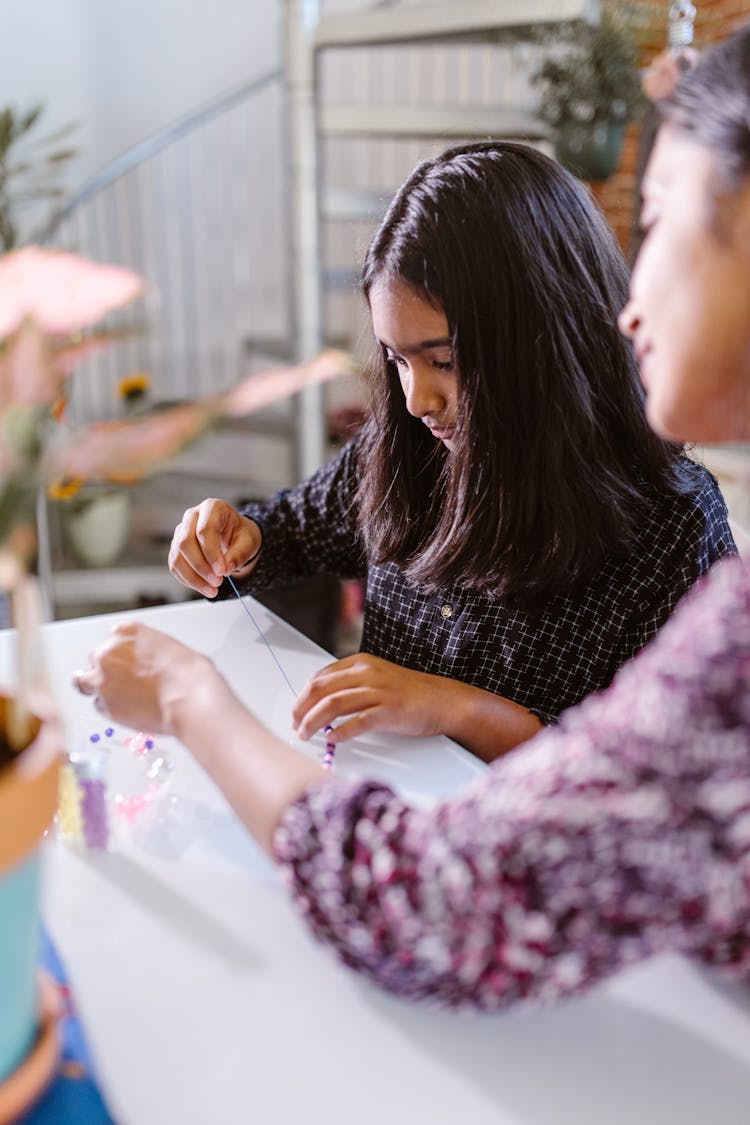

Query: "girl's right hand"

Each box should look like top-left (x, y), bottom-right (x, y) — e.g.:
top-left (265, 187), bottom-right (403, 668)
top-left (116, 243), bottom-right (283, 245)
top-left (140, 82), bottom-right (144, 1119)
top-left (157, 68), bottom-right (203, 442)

top-left (168, 499), bottom-right (262, 597)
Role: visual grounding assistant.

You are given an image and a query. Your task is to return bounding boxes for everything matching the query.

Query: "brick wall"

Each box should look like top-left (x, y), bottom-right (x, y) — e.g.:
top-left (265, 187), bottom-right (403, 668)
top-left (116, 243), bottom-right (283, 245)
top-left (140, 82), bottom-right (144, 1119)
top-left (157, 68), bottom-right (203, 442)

top-left (592, 0), bottom-right (750, 257)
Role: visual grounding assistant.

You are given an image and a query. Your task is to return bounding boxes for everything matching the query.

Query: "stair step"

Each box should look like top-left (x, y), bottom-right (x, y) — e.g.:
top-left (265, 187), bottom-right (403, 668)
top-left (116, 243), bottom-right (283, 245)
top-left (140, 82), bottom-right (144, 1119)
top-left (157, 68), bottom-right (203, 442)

top-left (315, 0), bottom-right (597, 49)
top-left (319, 103), bottom-right (548, 140)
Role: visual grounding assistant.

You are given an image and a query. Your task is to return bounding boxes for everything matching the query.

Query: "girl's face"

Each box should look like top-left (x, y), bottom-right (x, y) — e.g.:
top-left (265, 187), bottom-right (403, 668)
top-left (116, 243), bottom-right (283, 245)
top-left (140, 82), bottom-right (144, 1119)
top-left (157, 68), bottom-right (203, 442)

top-left (369, 276), bottom-right (459, 451)
top-left (619, 125), bottom-right (750, 443)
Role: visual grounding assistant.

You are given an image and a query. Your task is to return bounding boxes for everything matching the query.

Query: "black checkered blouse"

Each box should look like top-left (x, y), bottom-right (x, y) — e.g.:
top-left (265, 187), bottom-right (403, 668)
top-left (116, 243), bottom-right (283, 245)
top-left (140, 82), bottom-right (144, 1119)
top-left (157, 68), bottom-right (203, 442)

top-left (229, 437), bottom-right (735, 724)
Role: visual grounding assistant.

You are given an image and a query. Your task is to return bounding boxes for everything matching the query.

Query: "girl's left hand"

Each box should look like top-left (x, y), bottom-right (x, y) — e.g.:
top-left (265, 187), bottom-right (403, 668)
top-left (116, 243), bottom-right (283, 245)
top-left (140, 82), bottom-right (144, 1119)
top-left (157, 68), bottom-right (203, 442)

top-left (291, 653), bottom-right (453, 744)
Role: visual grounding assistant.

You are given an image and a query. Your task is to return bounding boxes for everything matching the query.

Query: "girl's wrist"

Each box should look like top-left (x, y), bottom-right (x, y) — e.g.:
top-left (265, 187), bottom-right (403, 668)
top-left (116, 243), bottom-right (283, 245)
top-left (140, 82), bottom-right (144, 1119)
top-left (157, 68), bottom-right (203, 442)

top-left (232, 519), bottom-right (262, 577)
top-left (434, 677), bottom-right (471, 742)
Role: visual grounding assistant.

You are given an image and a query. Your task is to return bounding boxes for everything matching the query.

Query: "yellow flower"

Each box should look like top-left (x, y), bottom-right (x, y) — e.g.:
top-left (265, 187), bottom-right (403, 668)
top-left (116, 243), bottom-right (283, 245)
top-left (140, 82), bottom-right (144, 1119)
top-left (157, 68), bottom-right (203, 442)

top-left (117, 372), bottom-right (151, 410)
top-left (47, 476), bottom-right (84, 501)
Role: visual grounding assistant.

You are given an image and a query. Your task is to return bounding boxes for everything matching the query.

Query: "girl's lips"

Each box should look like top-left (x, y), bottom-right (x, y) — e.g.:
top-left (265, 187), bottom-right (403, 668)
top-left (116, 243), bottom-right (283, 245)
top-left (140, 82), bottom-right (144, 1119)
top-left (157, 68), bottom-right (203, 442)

top-left (429, 426), bottom-right (455, 441)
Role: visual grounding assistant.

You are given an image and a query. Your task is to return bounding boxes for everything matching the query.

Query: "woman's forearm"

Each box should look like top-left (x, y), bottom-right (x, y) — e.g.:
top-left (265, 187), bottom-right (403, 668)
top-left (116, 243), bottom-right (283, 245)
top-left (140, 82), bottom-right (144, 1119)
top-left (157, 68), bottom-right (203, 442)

top-left (172, 674), bottom-right (328, 853)
top-left (72, 620), bottom-right (326, 855)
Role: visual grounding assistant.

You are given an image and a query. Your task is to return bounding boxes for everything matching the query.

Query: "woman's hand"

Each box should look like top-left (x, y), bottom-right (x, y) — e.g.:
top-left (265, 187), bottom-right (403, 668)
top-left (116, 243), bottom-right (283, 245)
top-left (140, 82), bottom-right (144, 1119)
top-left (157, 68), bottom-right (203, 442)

top-left (292, 653), bottom-right (452, 744)
top-left (168, 499), bottom-right (262, 598)
top-left (73, 622), bottom-right (327, 855)
top-left (292, 652), bottom-right (544, 762)
top-left (73, 622), bottom-right (222, 737)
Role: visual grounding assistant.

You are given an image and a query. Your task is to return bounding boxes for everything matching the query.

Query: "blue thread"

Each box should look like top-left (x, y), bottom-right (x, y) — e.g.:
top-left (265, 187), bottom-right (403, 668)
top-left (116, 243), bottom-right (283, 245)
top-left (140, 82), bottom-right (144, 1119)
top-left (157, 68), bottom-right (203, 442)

top-left (226, 575), bottom-right (296, 697)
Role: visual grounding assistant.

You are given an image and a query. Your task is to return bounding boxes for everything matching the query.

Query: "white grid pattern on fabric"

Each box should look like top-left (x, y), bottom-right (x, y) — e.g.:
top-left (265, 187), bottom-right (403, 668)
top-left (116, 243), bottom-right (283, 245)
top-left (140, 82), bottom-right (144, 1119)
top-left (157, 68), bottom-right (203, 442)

top-left (236, 438), bottom-right (736, 725)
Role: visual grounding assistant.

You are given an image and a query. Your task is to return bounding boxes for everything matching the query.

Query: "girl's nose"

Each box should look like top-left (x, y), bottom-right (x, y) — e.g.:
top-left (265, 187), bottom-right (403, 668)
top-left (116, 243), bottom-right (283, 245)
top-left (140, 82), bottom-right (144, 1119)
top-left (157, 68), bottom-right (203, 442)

top-left (403, 365), bottom-right (445, 419)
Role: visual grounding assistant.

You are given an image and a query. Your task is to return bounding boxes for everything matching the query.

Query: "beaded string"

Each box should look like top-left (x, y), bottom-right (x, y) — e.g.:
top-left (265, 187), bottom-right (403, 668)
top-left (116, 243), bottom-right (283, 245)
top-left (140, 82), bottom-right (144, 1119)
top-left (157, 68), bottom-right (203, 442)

top-left (322, 725), bottom-right (336, 769)
top-left (226, 574), bottom-right (336, 770)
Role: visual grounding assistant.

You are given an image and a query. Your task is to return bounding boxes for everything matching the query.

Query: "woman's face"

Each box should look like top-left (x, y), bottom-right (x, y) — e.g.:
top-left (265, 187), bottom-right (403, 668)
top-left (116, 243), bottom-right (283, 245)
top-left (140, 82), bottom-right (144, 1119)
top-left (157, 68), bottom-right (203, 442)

top-left (619, 125), bottom-right (750, 443)
top-left (369, 276), bottom-right (459, 450)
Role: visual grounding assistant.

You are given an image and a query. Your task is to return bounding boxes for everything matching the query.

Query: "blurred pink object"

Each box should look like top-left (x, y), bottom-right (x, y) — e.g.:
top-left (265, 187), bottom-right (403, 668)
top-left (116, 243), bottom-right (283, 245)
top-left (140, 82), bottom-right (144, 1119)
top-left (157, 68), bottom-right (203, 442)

top-left (0, 246), bottom-right (143, 339)
top-left (222, 349), bottom-right (355, 417)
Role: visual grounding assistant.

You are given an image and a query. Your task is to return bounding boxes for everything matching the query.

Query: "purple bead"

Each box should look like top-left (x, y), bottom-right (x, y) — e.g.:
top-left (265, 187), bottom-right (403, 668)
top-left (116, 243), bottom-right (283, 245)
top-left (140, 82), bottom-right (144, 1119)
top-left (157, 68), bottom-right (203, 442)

top-left (105, 728), bottom-right (114, 738)
top-left (145, 739), bottom-right (154, 750)
top-left (89, 733), bottom-right (100, 743)
top-left (80, 778), bottom-right (109, 849)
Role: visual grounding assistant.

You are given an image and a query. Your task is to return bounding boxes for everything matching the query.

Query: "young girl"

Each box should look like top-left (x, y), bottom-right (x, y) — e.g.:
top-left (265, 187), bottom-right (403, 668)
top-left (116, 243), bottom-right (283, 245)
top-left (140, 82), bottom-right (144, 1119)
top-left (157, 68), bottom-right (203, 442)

top-left (167, 141), bottom-right (732, 761)
top-left (77, 24), bottom-right (750, 1006)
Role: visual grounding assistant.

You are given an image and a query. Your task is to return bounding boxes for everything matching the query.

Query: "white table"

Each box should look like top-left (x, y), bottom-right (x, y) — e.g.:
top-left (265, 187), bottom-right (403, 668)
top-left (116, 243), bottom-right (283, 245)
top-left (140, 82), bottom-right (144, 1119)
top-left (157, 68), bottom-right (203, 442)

top-left (5, 597), bottom-right (750, 1124)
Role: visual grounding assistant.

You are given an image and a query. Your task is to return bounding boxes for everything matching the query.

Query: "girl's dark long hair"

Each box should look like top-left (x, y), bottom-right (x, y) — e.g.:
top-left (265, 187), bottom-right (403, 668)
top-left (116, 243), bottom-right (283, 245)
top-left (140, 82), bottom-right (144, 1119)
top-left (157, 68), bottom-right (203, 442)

top-left (357, 140), bottom-right (696, 604)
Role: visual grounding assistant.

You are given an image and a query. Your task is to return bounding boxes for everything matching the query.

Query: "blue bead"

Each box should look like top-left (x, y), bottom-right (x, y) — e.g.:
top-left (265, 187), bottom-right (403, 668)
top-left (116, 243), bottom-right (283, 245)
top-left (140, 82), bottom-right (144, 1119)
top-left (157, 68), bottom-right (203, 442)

top-left (89, 733), bottom-right (100, 743)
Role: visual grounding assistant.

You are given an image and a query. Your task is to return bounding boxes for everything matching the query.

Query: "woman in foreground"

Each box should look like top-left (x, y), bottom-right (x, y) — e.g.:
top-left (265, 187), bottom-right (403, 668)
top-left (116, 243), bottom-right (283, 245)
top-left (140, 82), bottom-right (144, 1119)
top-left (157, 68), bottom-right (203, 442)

top-left (76, 27), bottom-right (750, 1008)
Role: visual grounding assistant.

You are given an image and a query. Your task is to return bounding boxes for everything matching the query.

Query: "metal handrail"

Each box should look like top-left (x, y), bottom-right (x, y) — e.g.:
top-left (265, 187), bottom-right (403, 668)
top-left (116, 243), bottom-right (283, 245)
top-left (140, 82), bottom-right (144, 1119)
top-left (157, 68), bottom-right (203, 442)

top-left (41, 68), bottom-right (283, 241)
top-left (44, 62), bottom-right (293, 425)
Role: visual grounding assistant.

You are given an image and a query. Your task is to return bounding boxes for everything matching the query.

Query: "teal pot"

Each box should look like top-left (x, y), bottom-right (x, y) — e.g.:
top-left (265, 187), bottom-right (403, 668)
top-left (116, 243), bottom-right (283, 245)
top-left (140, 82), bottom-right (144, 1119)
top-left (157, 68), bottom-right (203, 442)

top-left (0, 696), bottom-right (61, 1089)
top-left (554, 119), bottom-right (626, 182)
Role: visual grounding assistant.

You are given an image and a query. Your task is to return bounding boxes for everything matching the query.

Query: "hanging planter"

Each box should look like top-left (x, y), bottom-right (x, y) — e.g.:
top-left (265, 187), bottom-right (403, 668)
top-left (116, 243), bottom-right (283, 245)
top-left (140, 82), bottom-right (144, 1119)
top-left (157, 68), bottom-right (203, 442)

top-left (554, 118), bottom-right (626, 182)
top-left (532, 3), bottom-right (644, 184)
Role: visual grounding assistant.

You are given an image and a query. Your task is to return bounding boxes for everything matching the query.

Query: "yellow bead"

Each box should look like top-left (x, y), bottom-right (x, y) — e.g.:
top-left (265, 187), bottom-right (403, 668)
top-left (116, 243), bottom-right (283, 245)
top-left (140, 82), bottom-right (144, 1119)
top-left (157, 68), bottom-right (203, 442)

top-left (57, 762), bottom-right (84, 841)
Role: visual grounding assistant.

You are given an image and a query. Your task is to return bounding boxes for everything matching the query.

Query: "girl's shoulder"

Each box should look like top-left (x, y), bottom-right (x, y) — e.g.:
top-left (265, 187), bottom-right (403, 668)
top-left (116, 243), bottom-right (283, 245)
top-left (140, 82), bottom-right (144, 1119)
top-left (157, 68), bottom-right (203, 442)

top-left (641, 456), bottom-right (735, 562)
top-left (588, 557), bottom-right (750, 736)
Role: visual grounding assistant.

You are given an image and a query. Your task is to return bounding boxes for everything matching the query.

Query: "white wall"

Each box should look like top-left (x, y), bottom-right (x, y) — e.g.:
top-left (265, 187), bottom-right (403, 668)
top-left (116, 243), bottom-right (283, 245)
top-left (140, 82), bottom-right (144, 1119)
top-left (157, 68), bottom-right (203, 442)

top-left (3, 0), bottom-right (280, 189)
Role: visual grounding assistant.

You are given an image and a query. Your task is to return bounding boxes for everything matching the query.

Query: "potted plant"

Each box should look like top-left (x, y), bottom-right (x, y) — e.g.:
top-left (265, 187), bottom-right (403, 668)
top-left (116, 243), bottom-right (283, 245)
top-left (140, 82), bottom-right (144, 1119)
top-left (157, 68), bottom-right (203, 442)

top-left (0, 103), bottom-right (78, 252)
top-left (0, 242), bottom-right (353, 1117)
top-left (532, 2), bottom-right (645, 182)
top-left (0, 249), bottom-right (145, 1118)
top-left (0, 676), bottom-right (62, 1119)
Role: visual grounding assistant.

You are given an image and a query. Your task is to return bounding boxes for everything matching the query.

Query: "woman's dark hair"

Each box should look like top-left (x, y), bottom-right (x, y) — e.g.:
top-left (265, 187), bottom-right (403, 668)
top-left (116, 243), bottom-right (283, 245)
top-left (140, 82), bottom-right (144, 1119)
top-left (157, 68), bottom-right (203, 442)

top-left (357, 140), bottom-right (696, 603)
top-left (661, 23), bottom-right (750, 191)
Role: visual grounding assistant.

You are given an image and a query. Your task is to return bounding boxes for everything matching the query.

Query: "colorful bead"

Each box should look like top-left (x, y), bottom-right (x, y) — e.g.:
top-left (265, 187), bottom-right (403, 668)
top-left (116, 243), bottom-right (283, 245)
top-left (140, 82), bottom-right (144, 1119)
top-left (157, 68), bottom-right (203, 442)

top-left (124, 731), bottom-right (156, 756)
top-left (79, 777), bottom-right (109, 849)
top-left (59, 728), bottom-right (172, 849)
top-left (57, 763), bottom-right (84, 841)
top-left (114, 783), bottom-right (160, 825)
top-left (322, 724), bottom-right (336, 770)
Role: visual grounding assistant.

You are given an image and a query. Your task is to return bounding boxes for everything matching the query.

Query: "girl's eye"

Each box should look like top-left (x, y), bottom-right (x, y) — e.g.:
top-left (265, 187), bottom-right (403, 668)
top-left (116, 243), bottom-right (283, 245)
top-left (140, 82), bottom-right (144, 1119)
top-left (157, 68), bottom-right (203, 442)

top-left (386, 353), bottom-right (408, 369)
top-left (432, 359), bottom-right (454, 371)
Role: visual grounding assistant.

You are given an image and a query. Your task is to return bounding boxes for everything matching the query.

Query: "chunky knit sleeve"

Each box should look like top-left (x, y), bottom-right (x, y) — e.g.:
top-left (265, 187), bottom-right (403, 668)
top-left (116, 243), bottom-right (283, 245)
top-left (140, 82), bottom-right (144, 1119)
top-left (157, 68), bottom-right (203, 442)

top-left (274, 560), bottom-right (750, 1009)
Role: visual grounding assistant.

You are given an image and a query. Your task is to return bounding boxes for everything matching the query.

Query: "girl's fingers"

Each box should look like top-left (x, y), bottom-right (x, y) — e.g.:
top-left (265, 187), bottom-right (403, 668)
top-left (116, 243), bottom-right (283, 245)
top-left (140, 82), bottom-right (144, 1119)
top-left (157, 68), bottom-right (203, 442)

top-left (172, 551), bottom-right (223, 597)
top-left (321, 711), bottom-right (381, 744)
top-left (292, 667), bottom-right (357, 726)
top-left (295, 687), bottom-right (377, 740)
